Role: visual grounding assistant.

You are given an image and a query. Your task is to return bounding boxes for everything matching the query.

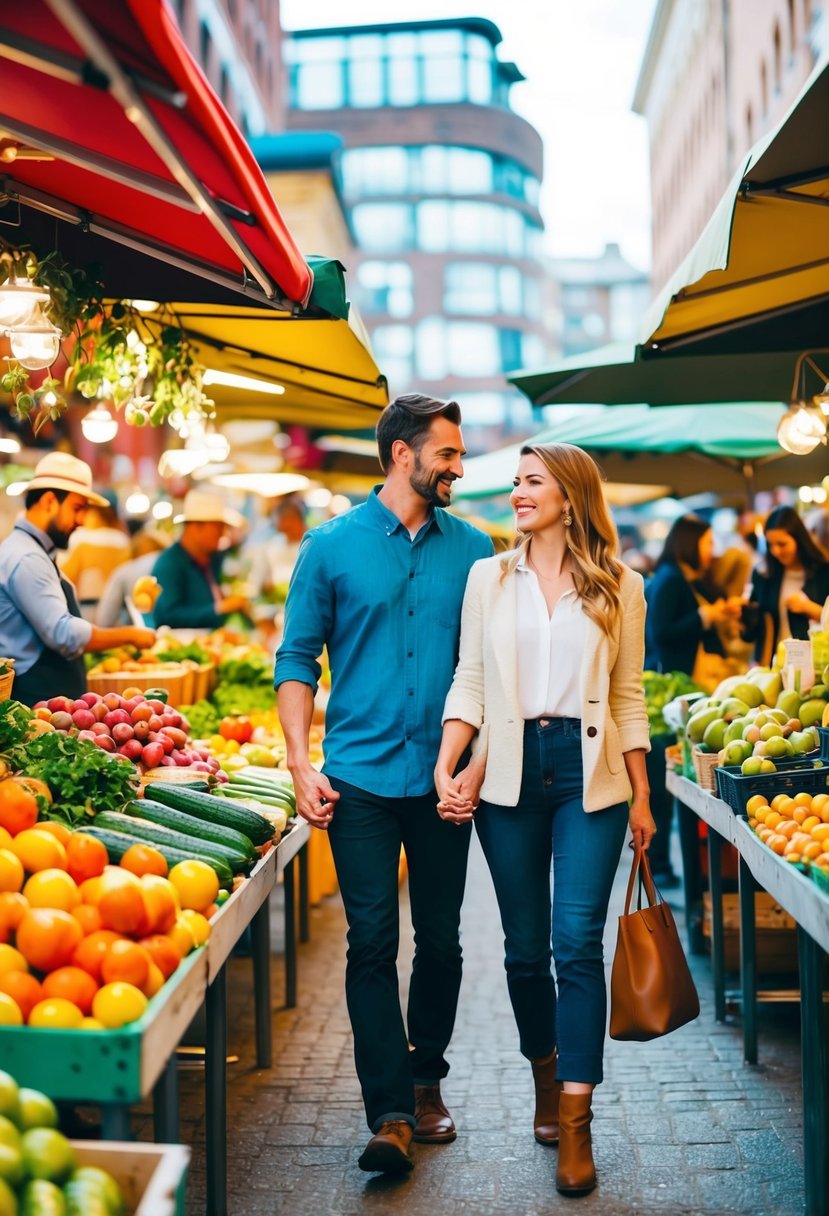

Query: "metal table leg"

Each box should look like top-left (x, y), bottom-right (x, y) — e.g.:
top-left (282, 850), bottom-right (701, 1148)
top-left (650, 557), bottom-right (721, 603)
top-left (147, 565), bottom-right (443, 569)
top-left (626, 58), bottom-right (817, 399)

top-left (284, 855), bottom-right (297, 1009)
top-left (707, 828), bottom-right (727, 1021)
top-left (738, 857), bottom-right (758, 1065)
top-left (251, 895), bottom-right (272, 1069)
top-left (152, 1056), bottom-right (179, 1142)
top-left (299, 843), bottom-right (310, 944)
top-left (205, 967), bottom-right (228, 1216)
top-left (798, 927), bottom-right (828, 1216)
top-left (677, 797), bottom-right (704, 954)
top-left (101, 1104), bottom-right (130, 1140)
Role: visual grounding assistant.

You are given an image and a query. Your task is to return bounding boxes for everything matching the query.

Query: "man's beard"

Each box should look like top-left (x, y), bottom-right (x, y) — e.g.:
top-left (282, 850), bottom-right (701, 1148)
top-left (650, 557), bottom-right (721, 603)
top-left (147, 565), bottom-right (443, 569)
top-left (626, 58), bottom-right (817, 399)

top-left (46, 520), bottom-right (72, 550)
top-left (410, 456), bottom-right (455, 509)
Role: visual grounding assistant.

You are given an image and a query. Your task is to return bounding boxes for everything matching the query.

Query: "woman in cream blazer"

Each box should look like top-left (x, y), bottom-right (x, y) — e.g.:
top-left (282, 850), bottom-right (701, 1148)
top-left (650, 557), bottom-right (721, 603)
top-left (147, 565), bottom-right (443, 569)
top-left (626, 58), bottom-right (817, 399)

top-left (435, 442), bottom-right (654, 1200)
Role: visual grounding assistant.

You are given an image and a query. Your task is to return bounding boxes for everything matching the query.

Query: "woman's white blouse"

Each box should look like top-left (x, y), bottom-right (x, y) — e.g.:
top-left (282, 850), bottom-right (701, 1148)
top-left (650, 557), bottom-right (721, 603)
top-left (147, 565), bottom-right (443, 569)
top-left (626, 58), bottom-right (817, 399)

top-left (515, 556), bottom-right (586, 720)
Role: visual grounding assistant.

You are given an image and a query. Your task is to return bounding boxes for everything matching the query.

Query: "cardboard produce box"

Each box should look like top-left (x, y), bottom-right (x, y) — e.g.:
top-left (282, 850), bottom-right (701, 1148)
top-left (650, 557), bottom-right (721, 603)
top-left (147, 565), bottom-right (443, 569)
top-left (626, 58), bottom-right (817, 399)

top-left (71, 1141), bottom-right (189, 1216)
top-left (702, 891), bottom-right (797, 973)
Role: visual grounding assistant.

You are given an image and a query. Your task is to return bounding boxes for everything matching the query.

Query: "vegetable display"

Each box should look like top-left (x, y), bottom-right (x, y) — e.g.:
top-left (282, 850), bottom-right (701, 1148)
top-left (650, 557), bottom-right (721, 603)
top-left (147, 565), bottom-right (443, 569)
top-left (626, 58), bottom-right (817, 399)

top-left (642, 671), bottom-right (704, 737)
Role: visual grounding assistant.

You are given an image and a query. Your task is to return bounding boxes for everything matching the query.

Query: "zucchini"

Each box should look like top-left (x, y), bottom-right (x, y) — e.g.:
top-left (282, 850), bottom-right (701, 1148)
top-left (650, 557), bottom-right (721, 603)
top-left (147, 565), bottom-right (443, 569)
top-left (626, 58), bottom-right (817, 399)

top-left (79, 826), bottom-right (233, 886)
top-left (220, 785), bottom-right (295, 811)
top-left (94, 811), bottom-right (250, 873)
top-left (145, 782), bottom-right (274, 845)
top-left (126, 799), bottom-right (256, 861)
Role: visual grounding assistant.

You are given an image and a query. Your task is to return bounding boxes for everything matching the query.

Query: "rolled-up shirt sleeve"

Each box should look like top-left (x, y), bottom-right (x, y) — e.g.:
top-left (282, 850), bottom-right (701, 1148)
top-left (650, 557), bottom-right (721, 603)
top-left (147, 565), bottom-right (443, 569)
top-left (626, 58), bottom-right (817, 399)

top-left (9, 553), bottom-right (92, 659)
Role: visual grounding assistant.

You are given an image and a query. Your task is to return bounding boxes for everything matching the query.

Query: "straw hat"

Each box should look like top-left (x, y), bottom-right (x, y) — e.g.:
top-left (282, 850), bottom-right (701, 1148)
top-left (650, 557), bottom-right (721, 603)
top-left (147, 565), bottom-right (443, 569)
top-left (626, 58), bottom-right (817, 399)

top-left (173, 490), bottom-right (244, 529)
top-left (24, 453), bottom-right (108, 507)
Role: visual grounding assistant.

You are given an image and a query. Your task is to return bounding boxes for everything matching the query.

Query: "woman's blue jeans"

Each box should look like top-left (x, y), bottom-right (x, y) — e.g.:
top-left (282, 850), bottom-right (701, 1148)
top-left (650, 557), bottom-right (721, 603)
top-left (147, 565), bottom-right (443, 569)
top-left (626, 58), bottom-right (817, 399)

top-left (475, 718), bottom-right (628, 1085)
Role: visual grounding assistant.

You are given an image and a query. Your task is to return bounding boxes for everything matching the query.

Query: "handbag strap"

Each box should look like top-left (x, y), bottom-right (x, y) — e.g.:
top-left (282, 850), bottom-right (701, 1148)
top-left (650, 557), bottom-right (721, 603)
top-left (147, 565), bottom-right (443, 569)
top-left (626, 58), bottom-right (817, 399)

top-left (622, 843), bottom-right (661, 915)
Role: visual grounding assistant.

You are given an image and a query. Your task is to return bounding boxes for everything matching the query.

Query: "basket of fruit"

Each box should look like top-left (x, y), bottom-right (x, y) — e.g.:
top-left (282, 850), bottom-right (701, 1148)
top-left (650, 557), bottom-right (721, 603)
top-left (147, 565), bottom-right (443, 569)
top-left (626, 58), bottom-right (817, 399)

top-left (715, 758), bottom-right (829, 814)
top-left (691, 745), bottom-right (721, 792)
top-left (0, 659), bottom-right (14, 702)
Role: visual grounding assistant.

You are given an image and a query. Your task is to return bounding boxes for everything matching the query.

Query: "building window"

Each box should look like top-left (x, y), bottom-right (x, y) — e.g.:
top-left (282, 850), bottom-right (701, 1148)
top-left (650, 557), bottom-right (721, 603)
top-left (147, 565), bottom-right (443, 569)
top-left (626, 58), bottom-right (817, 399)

top-left (352, 203), bottom-right (414, 251)
top-left (371, 325), bottom-right (414, 390)
top-left (340, 145), bottom-right (538, 202)
top-left (417, 201), bottom-right (538, 256)
top-left (416, 318), bottom-right (504, 378)
top-left (444, 263), bottom-right (529, 316)
top-left (356, 262), bottom-right (414, 317)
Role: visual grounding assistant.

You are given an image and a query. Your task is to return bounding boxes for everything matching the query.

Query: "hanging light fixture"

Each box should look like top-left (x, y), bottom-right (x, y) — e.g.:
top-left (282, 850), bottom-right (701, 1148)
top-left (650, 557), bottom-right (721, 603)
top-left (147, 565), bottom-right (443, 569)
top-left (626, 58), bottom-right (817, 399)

top-left (81, 405), bottom-right (118, 444)
top-left (0, 274), bottom-right (50, 329)
top-left (777, 403), bottom-right (826, 455)
top-left (7, 304), bottom-right (62, 371)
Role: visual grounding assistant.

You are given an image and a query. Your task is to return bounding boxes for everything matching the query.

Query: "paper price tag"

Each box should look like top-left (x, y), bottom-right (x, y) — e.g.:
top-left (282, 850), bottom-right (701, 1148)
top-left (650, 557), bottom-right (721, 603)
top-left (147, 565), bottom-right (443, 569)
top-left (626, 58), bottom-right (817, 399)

top-left (781, 638), bottom-right (814, 692)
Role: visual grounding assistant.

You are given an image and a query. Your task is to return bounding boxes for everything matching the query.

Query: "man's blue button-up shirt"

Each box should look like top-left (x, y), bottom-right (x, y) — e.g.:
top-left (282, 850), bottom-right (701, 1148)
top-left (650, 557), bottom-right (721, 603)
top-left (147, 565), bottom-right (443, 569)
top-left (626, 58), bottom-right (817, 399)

top-left (0, 519), bottom-right (93, 675)
top-left (274, 489), bottom-right (493, 798)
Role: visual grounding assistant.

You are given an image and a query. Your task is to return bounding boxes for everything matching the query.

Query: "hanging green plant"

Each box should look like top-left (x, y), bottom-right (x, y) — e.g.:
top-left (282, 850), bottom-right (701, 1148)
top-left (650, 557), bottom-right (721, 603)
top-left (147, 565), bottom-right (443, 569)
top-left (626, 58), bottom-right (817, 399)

top-left (0, 241), bottom-right (214, 435)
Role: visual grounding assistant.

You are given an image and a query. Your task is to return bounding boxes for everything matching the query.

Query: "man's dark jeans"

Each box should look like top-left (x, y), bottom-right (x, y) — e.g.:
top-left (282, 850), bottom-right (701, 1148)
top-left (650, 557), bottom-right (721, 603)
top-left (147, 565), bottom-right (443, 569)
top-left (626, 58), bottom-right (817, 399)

top-left (327, 777), bottom-right (472, 1132)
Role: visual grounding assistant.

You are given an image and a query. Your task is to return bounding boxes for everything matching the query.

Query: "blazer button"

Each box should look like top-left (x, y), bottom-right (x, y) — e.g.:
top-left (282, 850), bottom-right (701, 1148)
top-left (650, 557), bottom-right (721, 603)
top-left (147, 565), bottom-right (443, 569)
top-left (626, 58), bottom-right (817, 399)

top-left (587, 726), bottom-right (598, 738)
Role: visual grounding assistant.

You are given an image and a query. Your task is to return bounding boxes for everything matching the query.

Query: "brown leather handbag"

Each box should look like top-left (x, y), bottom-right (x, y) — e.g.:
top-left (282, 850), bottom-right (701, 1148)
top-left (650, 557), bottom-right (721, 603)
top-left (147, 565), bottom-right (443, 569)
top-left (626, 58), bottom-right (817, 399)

top-left (609, 845), bottom-right (700, 1041)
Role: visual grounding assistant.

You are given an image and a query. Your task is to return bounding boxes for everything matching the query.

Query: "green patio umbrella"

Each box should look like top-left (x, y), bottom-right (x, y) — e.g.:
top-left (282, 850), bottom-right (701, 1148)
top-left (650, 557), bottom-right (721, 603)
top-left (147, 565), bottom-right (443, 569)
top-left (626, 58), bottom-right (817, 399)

top-left (455, 403), bottom-right (829, 501)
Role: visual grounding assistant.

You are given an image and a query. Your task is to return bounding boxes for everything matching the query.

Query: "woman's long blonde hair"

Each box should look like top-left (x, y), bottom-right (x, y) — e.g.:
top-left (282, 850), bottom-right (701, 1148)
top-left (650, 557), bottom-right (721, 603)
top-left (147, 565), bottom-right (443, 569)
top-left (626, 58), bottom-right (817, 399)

top-left (500, 442), bottom-right (624, 635)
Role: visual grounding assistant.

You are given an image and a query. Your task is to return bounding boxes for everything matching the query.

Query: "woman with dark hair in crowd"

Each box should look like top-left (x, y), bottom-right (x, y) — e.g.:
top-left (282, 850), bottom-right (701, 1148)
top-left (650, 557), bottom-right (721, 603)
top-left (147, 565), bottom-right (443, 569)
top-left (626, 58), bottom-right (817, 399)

top-left (743, 505), bottom-right (829, 662)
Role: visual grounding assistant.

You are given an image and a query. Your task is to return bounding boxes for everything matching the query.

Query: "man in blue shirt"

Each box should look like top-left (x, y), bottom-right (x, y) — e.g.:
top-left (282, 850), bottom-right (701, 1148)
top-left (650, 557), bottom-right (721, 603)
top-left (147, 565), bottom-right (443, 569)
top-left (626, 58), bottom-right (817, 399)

top-left (275, 395), bottom-right (492, 1174)
top-left (0, 452), bottom-right (155, 705)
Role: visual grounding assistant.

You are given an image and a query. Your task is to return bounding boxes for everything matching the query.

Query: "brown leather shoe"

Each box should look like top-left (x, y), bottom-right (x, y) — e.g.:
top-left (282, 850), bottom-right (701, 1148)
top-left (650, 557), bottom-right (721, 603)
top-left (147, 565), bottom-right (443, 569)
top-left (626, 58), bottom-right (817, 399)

top-left (413, 1084), bottom-right (457, 1143)
top-left (555, 1092), bottom-right (596, 1196)
top-left (530, 1050), bottom-right (561, 1145)
top-left (358, 1120), bottom-right (414, 1173)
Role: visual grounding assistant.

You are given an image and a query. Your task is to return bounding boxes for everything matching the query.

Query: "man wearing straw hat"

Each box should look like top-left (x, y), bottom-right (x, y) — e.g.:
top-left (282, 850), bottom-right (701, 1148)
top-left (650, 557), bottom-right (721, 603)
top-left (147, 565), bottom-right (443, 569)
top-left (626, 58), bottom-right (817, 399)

top-left (151, 490), bottom-right (250, 630)
top-left (0, 453), bottom-right (157, 706)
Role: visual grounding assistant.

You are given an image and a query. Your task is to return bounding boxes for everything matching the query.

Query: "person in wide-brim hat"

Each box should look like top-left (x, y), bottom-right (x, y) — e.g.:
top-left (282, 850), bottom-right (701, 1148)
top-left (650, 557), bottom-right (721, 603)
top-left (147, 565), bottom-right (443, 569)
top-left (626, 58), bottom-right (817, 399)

top-left (151, 491), bottom-right (250, 629)
top-left (0, 452), bottom-right (156, 706)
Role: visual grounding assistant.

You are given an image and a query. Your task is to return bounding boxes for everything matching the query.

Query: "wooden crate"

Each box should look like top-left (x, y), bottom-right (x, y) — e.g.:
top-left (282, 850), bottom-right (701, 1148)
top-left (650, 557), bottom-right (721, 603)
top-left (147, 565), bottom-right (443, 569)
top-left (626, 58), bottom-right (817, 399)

top-left (72, 1141), bottom-right (189, 1216)
top-left (703, 891), bottom-right (798, 973)
top-left (86, 666), bottom-right (189, 707)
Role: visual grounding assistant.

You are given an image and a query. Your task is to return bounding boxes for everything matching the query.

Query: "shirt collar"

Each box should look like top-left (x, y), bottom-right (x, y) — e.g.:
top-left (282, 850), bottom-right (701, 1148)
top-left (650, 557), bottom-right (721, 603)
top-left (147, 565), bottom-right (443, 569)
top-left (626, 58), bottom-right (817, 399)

top-left (367, 485), bottom-right (445, 537)
top-left (14, 517), bottom-right (57, 560)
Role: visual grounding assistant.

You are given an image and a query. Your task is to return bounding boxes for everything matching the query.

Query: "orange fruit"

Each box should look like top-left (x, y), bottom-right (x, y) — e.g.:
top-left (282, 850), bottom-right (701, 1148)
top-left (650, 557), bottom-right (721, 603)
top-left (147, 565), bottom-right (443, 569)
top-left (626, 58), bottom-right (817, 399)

top-left (167, 918), bottom-right (196, 958)
top-left (0, 994), bottom-right (23, 1025)
top-left (65, 835), bottom-right (108, 885)
top-left (0, 780), bottom-right (38, 837)
top-left (168, 861), bottom-right (219, 913)
top-left (71, 904), bottom-right (102, 936)
top-left (41, 966), bottom-right (98, 1016)
top-left (0, 971), bottom-right (41, 1021)
top-left (78, 1017), bottom-right (104, 1031)
top-left (16, 909), bottom-right (83, 973)
top-left (100, 940), bottom-right (150, 989)
top-left (770, 794), bottom-right (791, 812)
top-left (98, 877), bottom-right (148, 936)
top-left (138, 879), bottom-right (177, 935)
top-left (0, 944), bottom-right (27, 976)
top-left (139, 935), bottom-right (182, 980)
top-left (119, 845), bottom-right (167, 879)
top-left (141, 962), bottom-right (165, 999)
top-left (92, 982), bottom-right (148, 1029)
top-left (775, 820), bottom-right (799, 840)
top-left (33, 821), bottom-right (71, 846)
top-left (764, 811), bottom-right (783, 830)
top-left (0, 828), bottom-right (13, 850)
top-left (802, 816), bottom-right (821, 833)
top-left (792, 792), bottom-right (814, 808)
top-left (0, 893), bottom-right (28, 933)
top-left (811, 793), bottom-right (829, 822)
top-left (70, 930), bottom-right (122, 983)
top-left (179, 909), bottom-right (210, 946)
top-left (28, 997), bottom-right (83, 1029)
top-left (9, 830), bottom-right (67, 874)
top-left (23, 870), bottom-right (80, 912)
top-left (0, 850), bottom-right (24, 895)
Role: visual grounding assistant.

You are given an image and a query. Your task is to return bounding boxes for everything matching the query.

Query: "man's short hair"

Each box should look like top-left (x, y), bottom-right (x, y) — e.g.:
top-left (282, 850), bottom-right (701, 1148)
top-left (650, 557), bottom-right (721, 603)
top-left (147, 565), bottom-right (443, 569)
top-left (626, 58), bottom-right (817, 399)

top-left (375, 393), bottom-right (461, 473)
top-left (25, 487), bottom-right (68, 511)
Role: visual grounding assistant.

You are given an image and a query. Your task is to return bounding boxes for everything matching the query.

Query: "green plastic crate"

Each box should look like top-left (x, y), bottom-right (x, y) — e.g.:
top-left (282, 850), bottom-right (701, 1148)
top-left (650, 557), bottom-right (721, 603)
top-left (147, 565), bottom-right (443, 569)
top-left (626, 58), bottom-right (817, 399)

top-left (0, 947), bottom-right (207, 1103)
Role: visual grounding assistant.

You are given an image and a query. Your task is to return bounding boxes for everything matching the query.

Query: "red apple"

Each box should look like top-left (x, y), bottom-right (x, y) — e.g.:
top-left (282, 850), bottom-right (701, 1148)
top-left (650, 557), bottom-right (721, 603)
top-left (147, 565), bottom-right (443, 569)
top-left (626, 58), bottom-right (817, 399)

top-left (80, 692), bottom-right (102, 706)
top-left (132, 721), bottom-right (150, 742)
top-left (118, 739), bottom-right (144, 761)
top-left (47, 697), bottom-right (72, 713)
top-left (91, 722), bottom-right (110, 736)
top-left (147, 715), bottom-right (163, 732)
top-left (146, 700), bottom-right (166, 715)
top-left (94, 734), bottom-right (116, 752)
top-left (131, 704), bottom-right (153, 723)
top-left (49, 711), bottom-right (74, 731)
top-left (76, 730), bottom-right (98, 743)
top-left (33, 701), bottom-right (48, 710)
top-left (71, 709), bottom-right (96, 731)
top-left (102, 693), bottom-right (122, 711)
top-left (157, 734), bottom-right (175, 755)
top-left (173, 751), bottom-right (191, 767)
top-left (160, 726), bottom-right (187, 750)
top-left (92, 702), bottom-right (109, 722)
top-left (141, 741), bottom-right (164, 768)
top-left (103, 709), bottom-right (131, 729)
top-left (112, 723), bottom-right (135, 744)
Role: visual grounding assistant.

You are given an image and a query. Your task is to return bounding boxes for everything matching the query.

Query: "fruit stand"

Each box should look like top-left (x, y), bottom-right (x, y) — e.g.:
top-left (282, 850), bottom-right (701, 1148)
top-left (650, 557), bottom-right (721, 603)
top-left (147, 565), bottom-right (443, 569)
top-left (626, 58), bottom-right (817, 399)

top-left (666, 769), bottom-right (829, 1216)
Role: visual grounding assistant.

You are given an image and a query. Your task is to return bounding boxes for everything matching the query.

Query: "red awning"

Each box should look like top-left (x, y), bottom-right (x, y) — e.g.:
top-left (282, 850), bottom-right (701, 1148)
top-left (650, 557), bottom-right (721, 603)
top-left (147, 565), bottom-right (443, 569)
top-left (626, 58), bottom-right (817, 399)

top-left (0, 0), bottom-right (313, 310)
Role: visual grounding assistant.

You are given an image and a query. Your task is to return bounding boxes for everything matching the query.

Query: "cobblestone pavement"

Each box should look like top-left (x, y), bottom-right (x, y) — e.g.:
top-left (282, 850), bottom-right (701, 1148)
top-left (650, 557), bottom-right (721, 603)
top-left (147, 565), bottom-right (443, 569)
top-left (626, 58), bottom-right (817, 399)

top-left (178, 832), bottom-right (805, 1216)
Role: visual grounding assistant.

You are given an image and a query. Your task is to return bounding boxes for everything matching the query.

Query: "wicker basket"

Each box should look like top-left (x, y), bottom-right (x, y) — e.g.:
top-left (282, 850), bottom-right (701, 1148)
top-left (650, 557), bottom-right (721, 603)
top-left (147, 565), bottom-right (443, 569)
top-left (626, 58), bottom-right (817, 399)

top-left (0, 670), bottom-right (13, 701)
top-left (691, 745), bottom-right (722, 792)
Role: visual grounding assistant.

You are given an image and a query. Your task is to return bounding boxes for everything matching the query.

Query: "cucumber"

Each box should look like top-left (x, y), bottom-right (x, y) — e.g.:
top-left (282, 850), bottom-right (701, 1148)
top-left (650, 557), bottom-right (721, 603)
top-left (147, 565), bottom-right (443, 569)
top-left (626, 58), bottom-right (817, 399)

top-left (126, 799), bottom-right (256, 861)
top-left (79, 826), bottom-right (233, 886)
top-left (145, 782), bottom-right (273, 845)
top-left (94, 811), bottom-right (250, 873)
top-left (220, 784), bottom-right (295, 811)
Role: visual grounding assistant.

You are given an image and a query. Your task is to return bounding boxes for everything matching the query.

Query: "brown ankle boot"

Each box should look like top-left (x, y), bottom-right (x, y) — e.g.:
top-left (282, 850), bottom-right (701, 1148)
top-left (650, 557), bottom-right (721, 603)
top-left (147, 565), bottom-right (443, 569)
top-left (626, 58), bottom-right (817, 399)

top-left (555, 1092), bottom-right (596, 1196)
top-left (530, 1050), bottom-right (560, 1145)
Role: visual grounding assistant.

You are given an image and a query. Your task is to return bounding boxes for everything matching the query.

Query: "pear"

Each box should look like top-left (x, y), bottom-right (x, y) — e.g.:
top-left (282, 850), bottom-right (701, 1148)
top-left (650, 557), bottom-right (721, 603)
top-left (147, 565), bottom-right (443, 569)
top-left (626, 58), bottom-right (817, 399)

top-left (776, 689), bottom-right (802, 719)
top-left (728, 681), bottom-right (765, 709)
top-left (702, 718), bottom-right (728, 752)
top-left (823, 663), bottom-right (829, 687)
top-left (809, 683), bottom-right (828, 700)
top-left (712, 675), bottom-right (747, 700)
top-left (759, 722), bottom-right (784, 741)
top-left (798, 698), bottom-right (826, 728)
top-left (722, 739), bottom-right (753, 766)
top-left (718, 698), bottom-right (750, 720)
top-left (723, 717), bottom-right (749, 744)
top-left (788, 729), bottom-right (814, 755)
top-left (687, 707), bottom-right (723, 744)
top-left (763, 735), bottom-right (793, 759)
top-left (766, 708), bottom-right (789, 726)
top-left (741, 755), bottom-right (764, 775)
top-left (747, 669), bottom-right (783, 704)
top-left (759, 758), bottom-right (778, 773)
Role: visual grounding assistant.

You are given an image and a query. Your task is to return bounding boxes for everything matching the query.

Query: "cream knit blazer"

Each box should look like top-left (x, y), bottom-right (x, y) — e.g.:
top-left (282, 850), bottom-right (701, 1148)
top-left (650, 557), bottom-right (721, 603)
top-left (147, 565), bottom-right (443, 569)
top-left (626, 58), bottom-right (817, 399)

top-left (442, 555), bottom-right (651, 812)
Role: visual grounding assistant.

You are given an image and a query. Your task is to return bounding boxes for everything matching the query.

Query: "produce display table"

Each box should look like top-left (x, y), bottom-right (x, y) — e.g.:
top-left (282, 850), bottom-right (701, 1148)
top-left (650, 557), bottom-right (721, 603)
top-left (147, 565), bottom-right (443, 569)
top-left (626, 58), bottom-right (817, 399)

top-left (667, 771), bottom-right (828, 1216)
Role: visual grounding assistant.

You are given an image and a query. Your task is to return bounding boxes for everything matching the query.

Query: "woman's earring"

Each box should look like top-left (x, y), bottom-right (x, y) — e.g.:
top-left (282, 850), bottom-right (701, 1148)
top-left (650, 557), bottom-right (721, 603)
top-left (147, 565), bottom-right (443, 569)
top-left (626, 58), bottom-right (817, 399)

top-left (562, 509), bottom-right (572, 527)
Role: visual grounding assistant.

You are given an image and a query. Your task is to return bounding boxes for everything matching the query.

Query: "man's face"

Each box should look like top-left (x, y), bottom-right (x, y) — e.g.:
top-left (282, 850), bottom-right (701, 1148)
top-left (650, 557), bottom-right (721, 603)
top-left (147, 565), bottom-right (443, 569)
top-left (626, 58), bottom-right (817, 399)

top-left (408, 417), bottom-right (465, 508)
top-left (45, 493), bottom-right (88, 549)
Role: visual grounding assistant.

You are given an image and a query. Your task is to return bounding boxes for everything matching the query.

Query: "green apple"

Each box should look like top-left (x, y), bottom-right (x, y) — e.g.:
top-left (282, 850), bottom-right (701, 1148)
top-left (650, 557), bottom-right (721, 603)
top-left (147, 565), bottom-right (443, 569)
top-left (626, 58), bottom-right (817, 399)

top-left (759, 722), bottom-right (783, 741)
top-left (741, 756), bottom-right (764, 775)
top-left (809, 683), bottom-right (828, 700)
top-left (766, 708), bottom-right (789, 725)
top-left (722, 740), bottom-right (753, 766)
top-left (728, 682), bottom-right (765, 708)
top-left (724, 717), bottom-right (749, 744)
top-left (798, 698), bottom-right (826, 728)
top-left (702, 718), bottom-right (727, 752)
top-left (764, 735), bottom-right (793, 759)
